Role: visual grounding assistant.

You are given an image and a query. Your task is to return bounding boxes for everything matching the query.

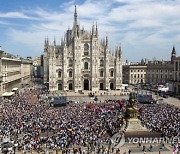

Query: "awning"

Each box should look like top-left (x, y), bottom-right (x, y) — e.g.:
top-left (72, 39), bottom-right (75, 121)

top-left (2, 92), bottom-right (15, 97)
top-left (12, 87), bottom-right (18, 91)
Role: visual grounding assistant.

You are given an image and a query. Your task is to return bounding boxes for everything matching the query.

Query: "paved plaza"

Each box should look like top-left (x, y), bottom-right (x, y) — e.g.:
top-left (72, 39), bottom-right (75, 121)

top-left (14, 143), bottom-right (174, 154)
top-left (65, 89), bottom-right (180, 108)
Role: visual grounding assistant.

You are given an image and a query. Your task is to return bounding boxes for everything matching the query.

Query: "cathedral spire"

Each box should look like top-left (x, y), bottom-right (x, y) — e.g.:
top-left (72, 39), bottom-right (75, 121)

top-left (74, 5), bottom-right (78, 26)
top-left (53, 36), bottom-right (56, 46)
top-left (115, 46), bottom-right (118, 57)
top-left (96, 22), bottom-right (98, 36)
top-left (44, 37), bottom-right (47, 46)
top-left (73, 5), bottom-right (78, 37)
top-left (105, 34), bottom-right (108, 47)
top-left (47, 37), bottom-right (49, 46)
top-left (64, 32), bottom-right (67, 46)
top-left (119, 44), bottom-right (122, 58)
top-left (92, 23), bottom-right (95, 35)
top-left (115, 44), bottom-right (122, 60)
top-left (61, 37), bottom-right (64, 46)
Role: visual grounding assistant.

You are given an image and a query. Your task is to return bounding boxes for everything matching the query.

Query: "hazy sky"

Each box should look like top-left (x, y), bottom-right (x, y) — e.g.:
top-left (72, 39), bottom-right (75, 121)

top-left (0, 0), bottom-right (180, 61)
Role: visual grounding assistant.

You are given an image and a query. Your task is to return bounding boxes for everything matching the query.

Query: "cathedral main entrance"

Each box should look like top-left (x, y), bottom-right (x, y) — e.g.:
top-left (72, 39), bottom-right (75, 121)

top-left (100, 83), bottom-right (104, 90)
top-left (69, 83), bottom-right (73, 90)
top-left (58, 83), bottom-right (62, 90)
top-left (84, 79), bottom-right (89, 90)
top-left (110, 83), bottom-right (114, 90)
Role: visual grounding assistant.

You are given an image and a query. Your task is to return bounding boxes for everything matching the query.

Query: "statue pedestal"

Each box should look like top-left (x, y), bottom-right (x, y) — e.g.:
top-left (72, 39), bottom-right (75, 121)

top-left (125, 119), bottom-right (161, 138)
top-left (124, 96), bottom-right (162, 139)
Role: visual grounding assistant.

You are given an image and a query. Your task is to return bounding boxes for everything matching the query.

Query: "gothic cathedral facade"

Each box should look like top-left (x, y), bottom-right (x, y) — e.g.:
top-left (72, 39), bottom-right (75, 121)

top-left (43, 6), bottom-right (122, 92)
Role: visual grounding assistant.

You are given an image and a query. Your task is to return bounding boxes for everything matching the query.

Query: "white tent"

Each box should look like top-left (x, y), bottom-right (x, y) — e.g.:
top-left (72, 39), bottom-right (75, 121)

top-left (12, 87), bottom-right (18, 91)
top-left (2, 92), bottom-right (15, 97)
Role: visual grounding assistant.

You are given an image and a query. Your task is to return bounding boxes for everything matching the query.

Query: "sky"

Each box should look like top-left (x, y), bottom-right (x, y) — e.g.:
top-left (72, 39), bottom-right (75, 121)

top-left (0, 0), bottom-right (180, 62)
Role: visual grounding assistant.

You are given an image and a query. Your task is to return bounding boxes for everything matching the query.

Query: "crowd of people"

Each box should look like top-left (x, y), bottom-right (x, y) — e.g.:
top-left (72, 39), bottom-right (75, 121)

top-left (0, 85), bottom-right (179, 153)
top-left (0, 87), bottom-right (126, 153)
top-left (138, 103), bottom-right (180, 138)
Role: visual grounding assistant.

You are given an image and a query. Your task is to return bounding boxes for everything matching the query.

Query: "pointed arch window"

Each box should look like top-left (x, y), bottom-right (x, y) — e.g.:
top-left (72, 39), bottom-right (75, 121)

top-left (69, 59), bottom-right (73, 67)
top-left (100, 71), bottom-right (103, 77)
top-left (58, 71), bottom-right (62, 78)
top-left (69, 83), bottom-right (73, 90)
top-left (100, 59), bottom-right (104, 67)
top-left (84, 62), bottom-right (88, 69)
top-left (110, 70), bottom-right (114, 77)
top-left (69, 71), bottom-right (72, 77)
top-left (58, 83), bottom-right (62, 90)
top-left (84, 43), bottom-right (89, 56)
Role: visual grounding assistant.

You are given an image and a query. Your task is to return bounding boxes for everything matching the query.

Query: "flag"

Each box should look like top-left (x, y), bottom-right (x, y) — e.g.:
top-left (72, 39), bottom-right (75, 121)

top-left (173, 144), bottom-right (179, 154)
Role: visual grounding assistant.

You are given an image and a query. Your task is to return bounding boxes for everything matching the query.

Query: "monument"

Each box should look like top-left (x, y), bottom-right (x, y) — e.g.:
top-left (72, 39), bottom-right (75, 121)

top-left (124, 92), bottom-right (161, 138)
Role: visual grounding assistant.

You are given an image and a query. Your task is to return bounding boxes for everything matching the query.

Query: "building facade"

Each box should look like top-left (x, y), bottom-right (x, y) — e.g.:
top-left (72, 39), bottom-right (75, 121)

top-left (172, 56), bottom-right (180, 94)
top-left (21, 59), bottom-right (33, 87)
top-left (33, 56), bottom-right (43, 78)
top-left (146, 62), bottom-right (173, 84)
top-left (43, 6), bottom-right (122, 92)
top-left (123, 47), bottom-right (175, 85)
top-left (123, 64), bottom-right (147, 84)
top-left (0, 50), bottom-right (33, 95)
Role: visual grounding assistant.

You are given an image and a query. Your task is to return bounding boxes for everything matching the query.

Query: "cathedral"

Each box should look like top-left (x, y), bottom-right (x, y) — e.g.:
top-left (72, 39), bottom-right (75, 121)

top-left (43, 6), bottom-right (122, 92)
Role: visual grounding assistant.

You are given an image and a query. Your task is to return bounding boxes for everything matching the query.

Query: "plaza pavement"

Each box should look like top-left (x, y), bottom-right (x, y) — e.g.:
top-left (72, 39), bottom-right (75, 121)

top-left (15, 144), bottom-right (174, 154)
top-left (156, 95), bottom-right (180, 107)
top-left (119, 143), bottom-right (173, 154)
top-left (65, 89), bottom-right (180, 108)
top-left (138, 89), bottom-right (180, 108)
